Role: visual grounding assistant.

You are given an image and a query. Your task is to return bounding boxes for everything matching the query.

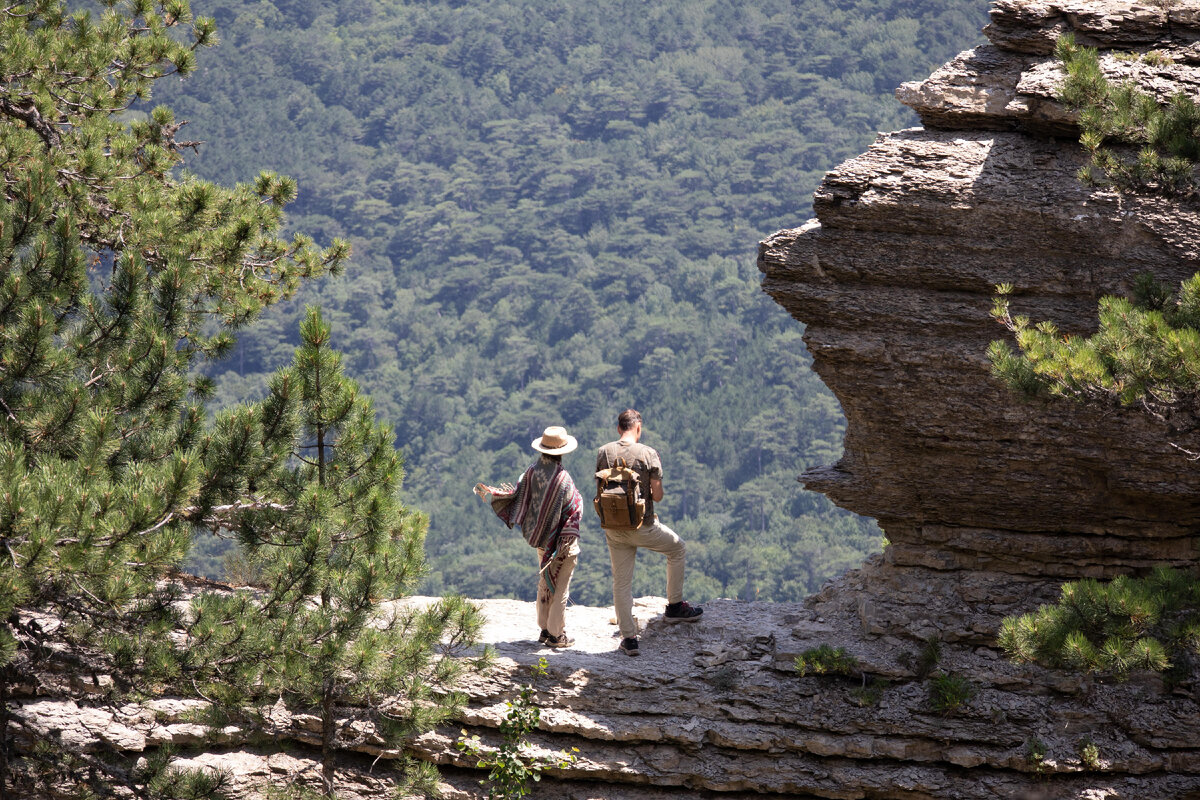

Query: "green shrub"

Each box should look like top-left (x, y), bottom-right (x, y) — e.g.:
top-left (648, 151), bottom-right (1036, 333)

top-left (794, 645), bottom-right (858, 677)
top-left (851, 677), bottom-right (890, 707)
top-left (458, 658), bottom-right (579, 800)
top-left (1078, 738), bottom-right (1101, 770)
top-left (928, 672), bottom-right (974, 715)
top-left (916, 634), bottom-right (942, 679)
top-left (1026, 737), bottom-right (1048, 774)
top-left (1054, 34), bottom-right (1200, 195)
top-left (706, 664), bottom-right (740, 692)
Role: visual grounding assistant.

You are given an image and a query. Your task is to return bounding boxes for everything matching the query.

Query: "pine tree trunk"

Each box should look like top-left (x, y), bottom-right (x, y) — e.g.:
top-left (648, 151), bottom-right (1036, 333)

top-left (316, 367), bottom-right (329, 608)
top-left (0, 665), bottom-right (10, 792)
top-left (317, 421), bottom-right (326, 487)
top-left (321, 681), bottom-right (335, 798)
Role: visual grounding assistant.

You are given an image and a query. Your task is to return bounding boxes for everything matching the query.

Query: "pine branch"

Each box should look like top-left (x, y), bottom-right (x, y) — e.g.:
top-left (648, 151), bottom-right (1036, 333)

top-left (1168, 442), bottom-right (1200, 460)
top-left (197, 499), bottom-right (295, 525)
top-left (0, 99), bottom-right (59, 149)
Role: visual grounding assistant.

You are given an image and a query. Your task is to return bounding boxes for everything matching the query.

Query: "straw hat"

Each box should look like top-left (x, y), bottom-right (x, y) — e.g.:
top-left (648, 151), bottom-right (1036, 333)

top-left (531, 425), bottom-right (578, 455)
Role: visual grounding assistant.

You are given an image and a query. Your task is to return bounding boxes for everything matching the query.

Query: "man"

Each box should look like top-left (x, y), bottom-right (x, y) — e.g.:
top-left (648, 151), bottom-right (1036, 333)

top-left (476, 425), bottom-right (582, 648)
top-left (596, 409), bottom-right (702, 657)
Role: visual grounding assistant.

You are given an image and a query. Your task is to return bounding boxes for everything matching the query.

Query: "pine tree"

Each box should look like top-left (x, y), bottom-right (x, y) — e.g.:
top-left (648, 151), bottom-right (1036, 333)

top-left (0, 0), bottom-right (362, 795)
top-left (989, 273), bottom-right (1200, 437)
top-left (1051, 34), bottom-right (1200, 195)
top-left (998, 567), bottom-right (1198, 679)
top-left (989, 35), bottom-right (1200, 679)
top-left (186, 308), bottom-right (484, 798)
top-left (2, 1), bottom-right (482, 794)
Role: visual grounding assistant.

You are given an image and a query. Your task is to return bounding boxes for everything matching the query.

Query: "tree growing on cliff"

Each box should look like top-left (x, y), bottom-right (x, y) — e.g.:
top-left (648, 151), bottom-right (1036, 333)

top-left (0, 1), bottom-right (476, 796)
top-left (989, 35), bottom-right (1200, 428)
top-left (0, 0), bottom-right (336, 791)
top-left (988, 35), bottom-right (1200, 424)
top-left (989, 35), bottom-right (1200, 680)
top-left (998, 567), bottom-right (1199, 679)
top-left (989, 273), bottom-right (1200, 438)
top-left (1055, 34), bottom-right (1200, 196)
top-left (187, 308), bottom-right (484, 797)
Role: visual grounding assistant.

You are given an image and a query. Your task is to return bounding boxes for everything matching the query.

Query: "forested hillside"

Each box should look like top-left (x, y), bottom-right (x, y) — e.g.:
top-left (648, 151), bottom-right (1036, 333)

top-left (165, 0), bottom-right (988, 604)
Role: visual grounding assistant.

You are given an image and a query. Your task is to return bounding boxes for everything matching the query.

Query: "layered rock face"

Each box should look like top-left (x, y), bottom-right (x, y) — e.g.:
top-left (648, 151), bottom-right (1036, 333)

top-left (21, 593), bottom-right (1200, 800)
top-left (761, 0), bottom-right (1200, 590)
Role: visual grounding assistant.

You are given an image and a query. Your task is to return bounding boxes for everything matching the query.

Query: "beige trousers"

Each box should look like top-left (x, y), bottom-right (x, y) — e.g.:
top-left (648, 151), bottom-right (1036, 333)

top-left (536, 538), bottom-right (579, 637)
top-left (604, 520), bottom-right (686, 640)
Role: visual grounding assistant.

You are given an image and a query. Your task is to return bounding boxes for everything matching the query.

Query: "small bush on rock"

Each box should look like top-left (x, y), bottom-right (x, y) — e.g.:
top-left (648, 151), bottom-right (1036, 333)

top-left (928, 672), bottom-right (975, 715)
top-left (851, 677), bottom-right (890, 707)
top-left (793, 645), bottom-right (858, 677)
top-left (916, 634), bottom-right (943, 679)
top-left (458, 658), bottom-right (579, 800)
top-left (1026, 737), bottom-right (1048, 775)
top-left (1078, 738), bottom-right (1102, 770)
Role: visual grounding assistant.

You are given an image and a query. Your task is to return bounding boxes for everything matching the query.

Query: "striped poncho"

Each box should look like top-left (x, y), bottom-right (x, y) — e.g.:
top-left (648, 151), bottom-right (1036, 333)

top-left (486, 455), bottom-right (582, 597)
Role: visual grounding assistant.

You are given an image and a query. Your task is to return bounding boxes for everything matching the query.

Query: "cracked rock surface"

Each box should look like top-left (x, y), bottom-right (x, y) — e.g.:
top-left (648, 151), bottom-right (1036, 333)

top-left (13, 593), bottom-right (1200, 799)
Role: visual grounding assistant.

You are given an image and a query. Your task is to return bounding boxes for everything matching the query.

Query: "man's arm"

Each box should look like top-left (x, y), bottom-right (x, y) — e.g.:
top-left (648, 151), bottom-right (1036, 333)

top-left (647, 447), bottom-right (664, 501)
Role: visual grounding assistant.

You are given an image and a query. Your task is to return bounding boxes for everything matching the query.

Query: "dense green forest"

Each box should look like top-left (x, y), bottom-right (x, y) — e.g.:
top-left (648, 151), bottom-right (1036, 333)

top-left (166, 0), bottom-right (989, 604)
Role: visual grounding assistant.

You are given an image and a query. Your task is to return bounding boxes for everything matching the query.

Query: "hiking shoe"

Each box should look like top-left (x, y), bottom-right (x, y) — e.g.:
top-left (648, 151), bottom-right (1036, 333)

top-left (538, 629), bottom-right (551, 644)
top-left (664, 601), bottom-right (703, 622)
top-left (618, 637), bottom-right (639, 657)
top-left (545, 632), bottom-right (574, 648)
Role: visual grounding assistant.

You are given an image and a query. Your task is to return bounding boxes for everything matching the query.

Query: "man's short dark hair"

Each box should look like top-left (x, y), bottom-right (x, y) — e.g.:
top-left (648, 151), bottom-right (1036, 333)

top-left (617, 409), bottom-right (642, 432)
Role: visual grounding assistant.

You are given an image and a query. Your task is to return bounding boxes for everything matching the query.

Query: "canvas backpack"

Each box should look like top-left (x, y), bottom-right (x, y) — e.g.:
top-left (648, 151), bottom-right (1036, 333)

top-left (593, 458), bottom-right (646, 530)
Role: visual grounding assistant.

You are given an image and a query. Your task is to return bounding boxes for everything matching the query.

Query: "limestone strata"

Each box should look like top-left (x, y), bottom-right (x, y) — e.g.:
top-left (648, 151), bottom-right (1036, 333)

top-left (760, 0), bottom-right (1200, 581)
top-left (422, 596), bottom-right (1200, 800)
top-left (899, 1), bottom-right (1200, 135)
top-left (762, 126), bottom-right (1200, 580)
top-left (16, 596), bottom-right (1200, 800)
top-left (755, 0), bottom-right (1200, 796)
top-left (983, 0), bottom-right (1200, 55)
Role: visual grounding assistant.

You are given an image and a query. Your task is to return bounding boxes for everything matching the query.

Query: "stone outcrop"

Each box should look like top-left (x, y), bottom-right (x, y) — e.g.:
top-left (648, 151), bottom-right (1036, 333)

top-left (15, 593), bottom-right (1200, 799)
top-left (11, 2), bottom-right (1200, 799)
top-left (424, 596), bottom-right (1200, 800)
top-left (761, 0), bottom-right (1200, 590)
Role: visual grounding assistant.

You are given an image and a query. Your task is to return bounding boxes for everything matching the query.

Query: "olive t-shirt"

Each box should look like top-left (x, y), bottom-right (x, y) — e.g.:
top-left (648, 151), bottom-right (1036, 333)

top-left (595, 440), bottom-right (662, 527)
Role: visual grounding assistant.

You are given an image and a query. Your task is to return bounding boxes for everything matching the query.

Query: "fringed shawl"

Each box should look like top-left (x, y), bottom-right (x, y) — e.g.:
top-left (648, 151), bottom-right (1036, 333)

top-left (487, 456), bottom-right (581, 596)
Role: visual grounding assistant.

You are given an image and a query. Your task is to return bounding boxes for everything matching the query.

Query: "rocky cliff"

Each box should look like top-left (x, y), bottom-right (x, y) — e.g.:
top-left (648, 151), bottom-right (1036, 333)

top-left (18, 589), bottom-right (1200, 800)
top-left (761, 0), bottom-right (1200, 620)
top-left (764, 0), bottom-right (1200, 587)
top-left (11, 2), bottom-right (1200, 799)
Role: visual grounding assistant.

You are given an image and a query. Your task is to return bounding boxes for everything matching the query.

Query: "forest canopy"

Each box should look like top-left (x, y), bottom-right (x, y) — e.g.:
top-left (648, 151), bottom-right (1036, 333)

top-left (163, 0), bottom-right (990, 603)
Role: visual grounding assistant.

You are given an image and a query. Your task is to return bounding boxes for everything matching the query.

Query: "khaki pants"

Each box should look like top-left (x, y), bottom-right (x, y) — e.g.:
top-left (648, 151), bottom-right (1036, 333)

top-left (605, 520), bottom-right (686, 640)
top-left (536, 538), bottom-right (579, 637)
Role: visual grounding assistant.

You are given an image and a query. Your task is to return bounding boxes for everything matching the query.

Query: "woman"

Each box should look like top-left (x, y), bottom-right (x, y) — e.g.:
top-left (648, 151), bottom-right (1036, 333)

top-left (475, 425), bottom-right (582, 648)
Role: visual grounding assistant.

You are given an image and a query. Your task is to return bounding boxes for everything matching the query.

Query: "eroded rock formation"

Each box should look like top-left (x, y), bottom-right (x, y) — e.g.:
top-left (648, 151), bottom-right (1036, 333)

top-left (761, 0), bottom-right (1200, 607)
top-left (751, 0), bottom-right (1200, 795)
top-left (11, 2), bottom-right (1200, 799)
